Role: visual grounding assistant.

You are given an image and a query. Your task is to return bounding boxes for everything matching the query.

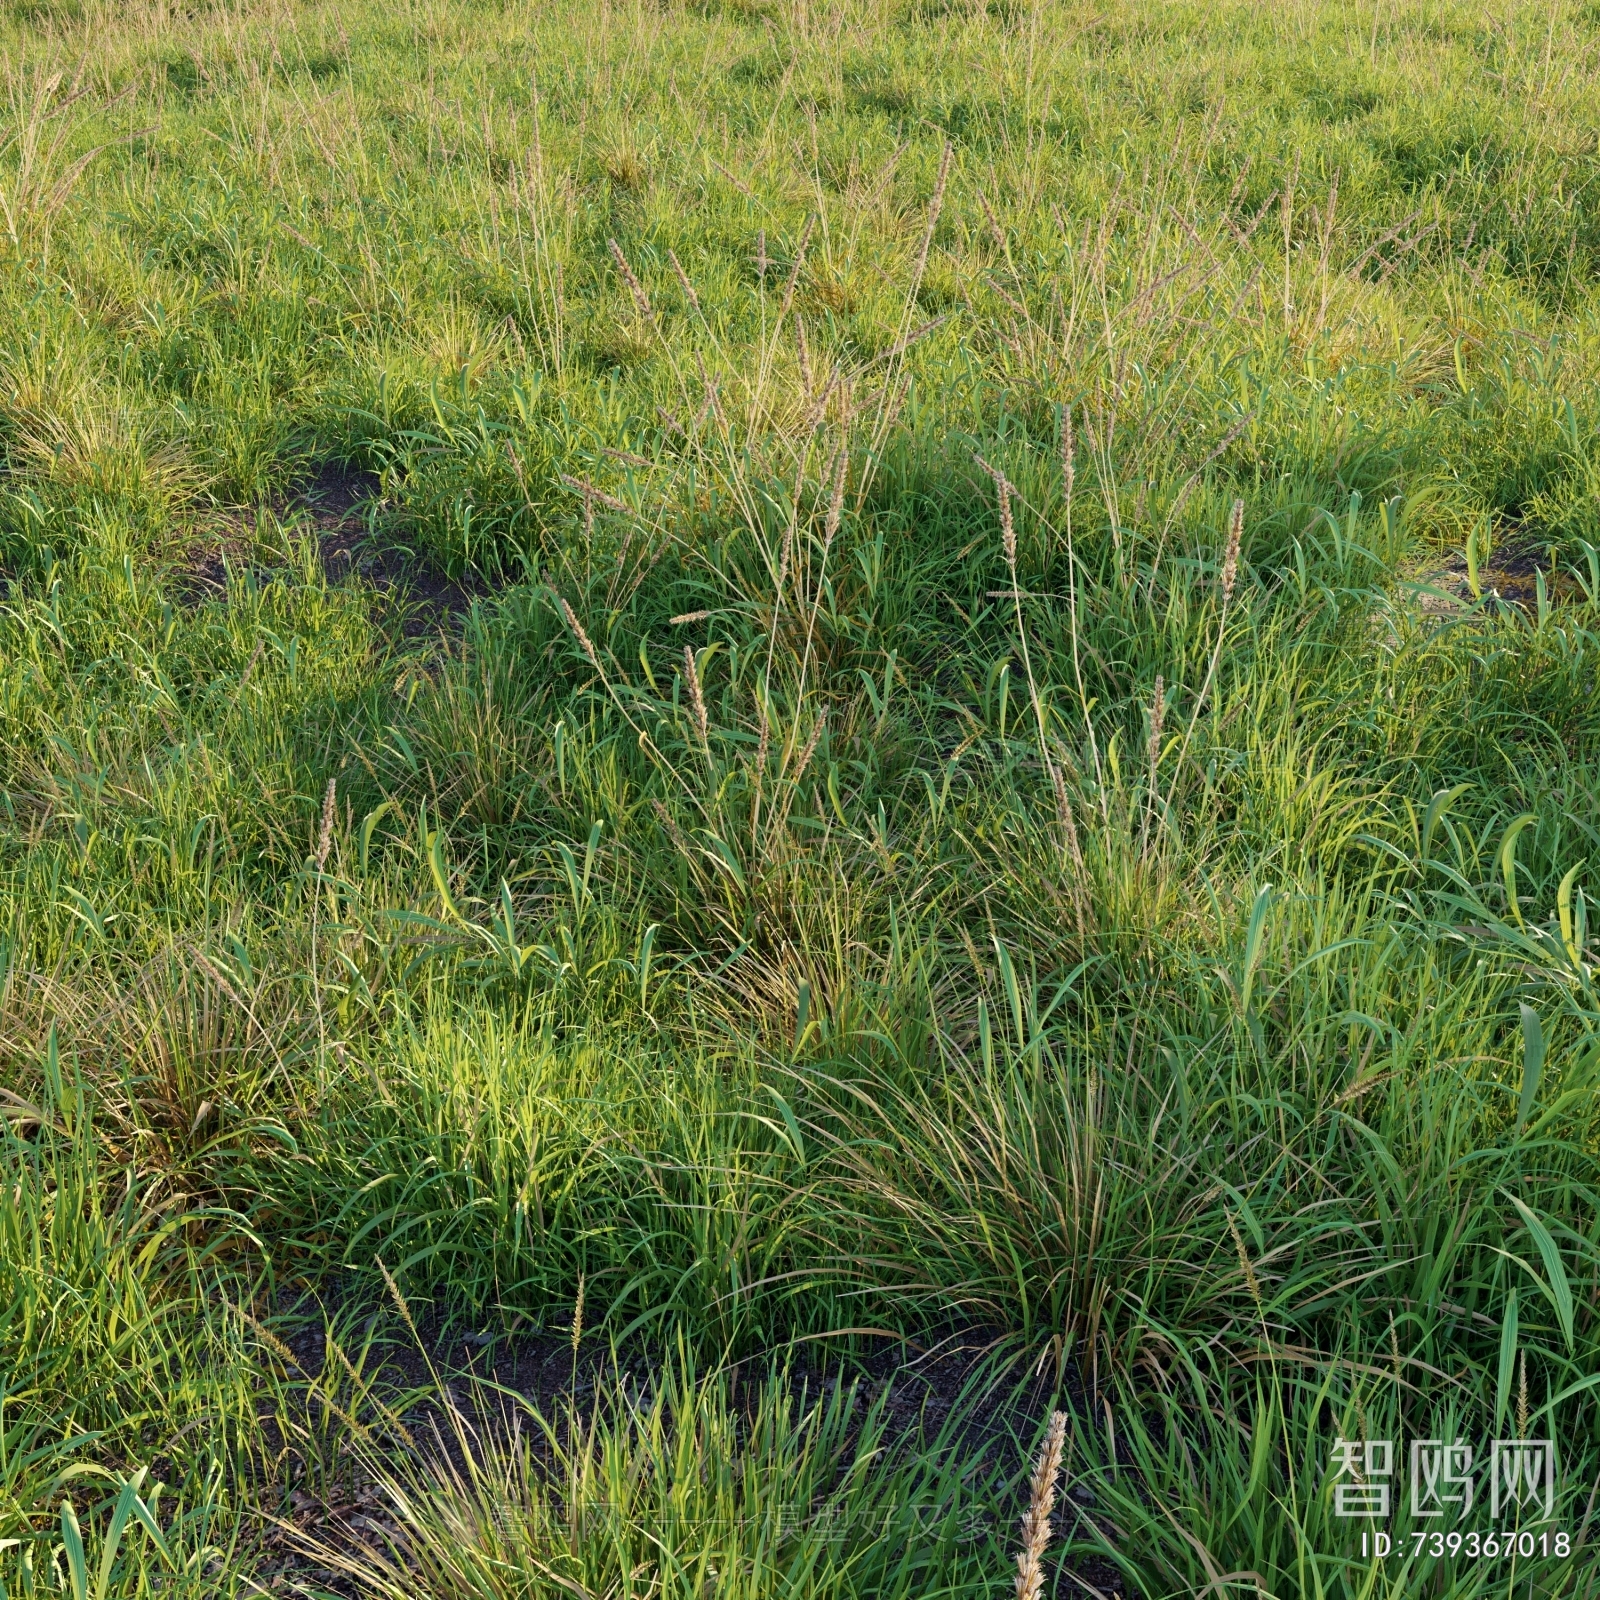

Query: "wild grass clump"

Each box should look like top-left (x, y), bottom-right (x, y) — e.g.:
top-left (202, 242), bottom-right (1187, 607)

top-left (290, 1351), bottom-right (1004, 1600)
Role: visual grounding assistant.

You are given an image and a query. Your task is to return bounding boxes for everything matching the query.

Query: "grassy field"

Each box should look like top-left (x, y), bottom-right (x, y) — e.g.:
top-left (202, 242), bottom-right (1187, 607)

top-left (4, 0), bottom-right (1600, 1593)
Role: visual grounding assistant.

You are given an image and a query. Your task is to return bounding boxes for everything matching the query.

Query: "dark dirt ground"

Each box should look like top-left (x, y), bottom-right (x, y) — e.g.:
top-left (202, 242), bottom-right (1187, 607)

top-left (246, 1290), bottom-right (1130, 1598)
top-left (1406, 536), bottom-right (1575, 617)
top-left (179, 462), bottom-right (483, 636)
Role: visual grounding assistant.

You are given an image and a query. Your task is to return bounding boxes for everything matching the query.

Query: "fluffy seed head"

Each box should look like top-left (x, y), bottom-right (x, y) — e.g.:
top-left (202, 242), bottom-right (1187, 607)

top-left (795, 313), bottom-right (812, 396)
top-left (560, 597), bottom-right (599, 669)
top-left (794, 708), bottom-right (827, 784)
top-left (376, 1256), bottom-right (419, 1340)
top-left (668, 248), bottom-right (700, 313)
top-left (684, 645), bottom-right (709, 745)
top-left (777, 215), bottom-right (815, 322)
top-left (825, 448), bottom-right (848, 549)
top-left (979, 188), bottom-right (1008, 254)
top-left (560, 474), bottom-right (631, 517)
top-left (237, 636), bottom-right (265, 691)
top-left (243, 1308), bottom-right (299, 1369)
top-left (755, 698), bottom-right (771, 774)
top-left (912, 141), bottom-right (953, 289)
top-left (972, 452), bottom-right (1018, 569)
top-left (999, 474), bottom-right (1017, 572)
top-left (1222, 497), bottom-right (1244, 601)
top-left (803, 365), bottom-right (839, 432)
top-left (1228, 1209), bottom-right (1262, 1308)
top-left (1013, 1410), bottom-right (1068, 1600)
top-left (315, 778), bottom-right (336, 871)
top-left (695, 350), bottom-right (727, 431)
top-left (777, 520), bottom-right (794, 596)
top-left (608, 237), bottom-right (652, 321)
top-left (1060, 404), bottom-right (1075, 500)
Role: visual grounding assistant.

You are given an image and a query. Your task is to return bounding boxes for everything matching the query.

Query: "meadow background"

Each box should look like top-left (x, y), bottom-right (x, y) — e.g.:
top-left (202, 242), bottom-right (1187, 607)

top-left (3, 0), bottom-right (1600, 1593)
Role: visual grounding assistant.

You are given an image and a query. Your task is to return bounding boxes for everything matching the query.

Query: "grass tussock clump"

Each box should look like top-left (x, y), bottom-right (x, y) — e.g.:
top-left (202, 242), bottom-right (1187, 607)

top-left (3, 0), bottom-right (1600, 1595)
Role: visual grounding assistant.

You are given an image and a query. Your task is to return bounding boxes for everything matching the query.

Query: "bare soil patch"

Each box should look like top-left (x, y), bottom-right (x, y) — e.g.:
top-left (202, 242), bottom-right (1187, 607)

top-left (176, 463), bottom-right (484, 636)
top-left (1405, 538), bottom-right (1572, 618)
top-left (250, 1299), bottom-right (1127, 1598)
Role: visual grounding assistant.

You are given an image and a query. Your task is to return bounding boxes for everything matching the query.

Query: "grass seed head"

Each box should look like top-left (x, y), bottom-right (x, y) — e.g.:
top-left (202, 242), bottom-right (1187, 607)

top-left (560, 474), bottom-right (631, 516)
top-left (825, 447), bottom-right (847, 550)
top-left (803, 363), bottom-right (842, 432)
top-left (377, 1256), bottom-right (420, 1343)
top-left (560, 597), bottom-right (600, 669)
top-left (999, 474), bottom-right (1017, 572)
top-left (608, 238), bottom-right (653, 322)
top-left (685, 645), bottom-right (709, 745)
top-left (912, 142), bottom-right (953, 290)
top-left (695, 350), bottom-right (727, 431)
top-left (972, 451), bottom-right (1017, 571)
top-left (795, 313), bottom-right (812, 396)
top-left (755, 698), bottom-right (771, 774)
top-left (777, 215), bottom-right (815, 323)
top-left (233, 1302), bottom-right (299, 1369)
top-left (794, 708), bottom-right (826, 783)
top-left (778, 519), bottom-right (793, 596)
top-left (315, 778), bottom-right (336, 871)
top-left (1013, 1410), bottom-right (1067, 1600)
top-left (1222, 497), bottom-right (1244, 601)
top-left (668, 248), bottom-right (700, 313)
top-left (979, 187), bottom-right (1008, 254)
top-left (1227, 1210), bottom-right (1262, 1309)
